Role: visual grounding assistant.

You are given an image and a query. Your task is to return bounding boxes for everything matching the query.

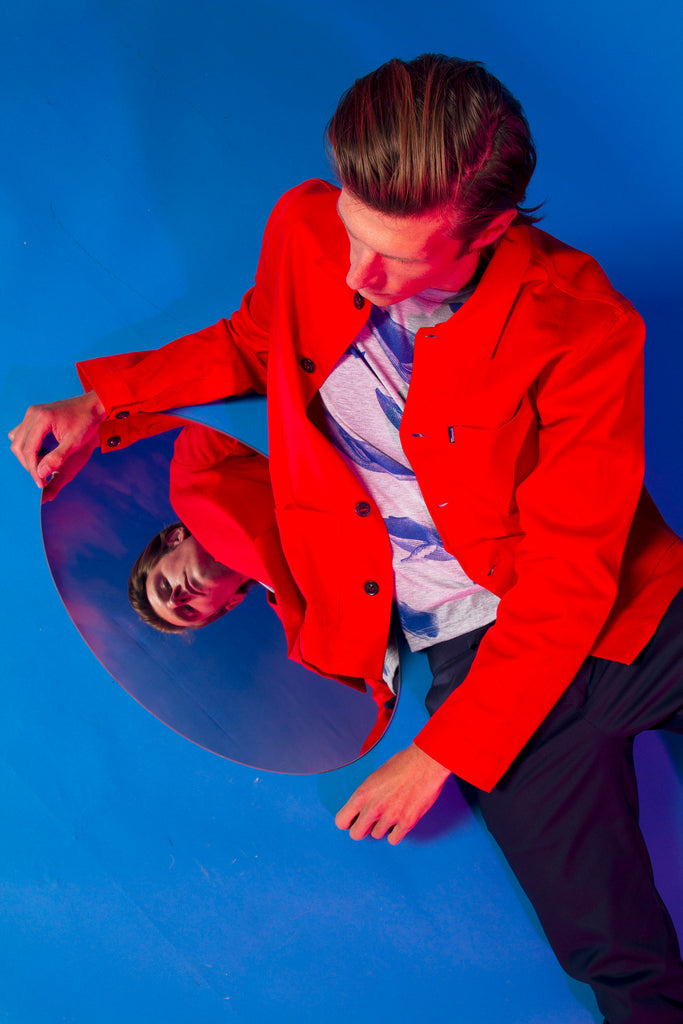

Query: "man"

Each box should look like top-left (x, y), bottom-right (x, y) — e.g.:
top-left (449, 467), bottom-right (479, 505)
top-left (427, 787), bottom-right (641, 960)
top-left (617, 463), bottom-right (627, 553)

top-left (128, 521), bottom-right (254, 632)
top-left (10, 54), bottom-right (683, 1021)
top-left (126, 422), bottom-right (289, 635)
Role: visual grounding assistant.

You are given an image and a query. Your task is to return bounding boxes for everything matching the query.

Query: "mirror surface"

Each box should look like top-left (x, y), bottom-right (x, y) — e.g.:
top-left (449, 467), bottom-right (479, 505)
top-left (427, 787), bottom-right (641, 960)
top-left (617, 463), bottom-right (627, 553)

top-left (40, 418), bottom-right (394, 772)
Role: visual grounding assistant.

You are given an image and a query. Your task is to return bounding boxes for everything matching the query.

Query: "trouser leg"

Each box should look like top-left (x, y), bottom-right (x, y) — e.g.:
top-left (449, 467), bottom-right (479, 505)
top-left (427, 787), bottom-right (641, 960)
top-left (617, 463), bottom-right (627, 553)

top-left (478, 706), bottom-right (683, 1023)
top-left (426, 591), bottom-right (683, 1024)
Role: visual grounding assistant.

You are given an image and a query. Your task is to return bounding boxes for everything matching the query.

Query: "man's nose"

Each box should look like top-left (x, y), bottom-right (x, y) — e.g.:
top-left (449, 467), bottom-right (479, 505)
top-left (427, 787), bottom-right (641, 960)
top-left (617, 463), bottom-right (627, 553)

top-left (168, 583), bottom-right (190, 608)
top-left (346, 246), bottom-right (381, 292)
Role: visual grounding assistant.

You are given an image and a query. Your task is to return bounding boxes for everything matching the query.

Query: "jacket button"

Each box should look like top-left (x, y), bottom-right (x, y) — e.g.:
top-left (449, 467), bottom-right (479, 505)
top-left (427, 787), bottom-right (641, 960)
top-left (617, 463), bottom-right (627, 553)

top-left (355, 501), bottom-right (371, 517)
top-left (364, 580), bottom-right (379, 596)
top-left (353, 292), bottom-right (365, 309)
top-left (106, 435), bottom-right (122, 448)
top-left (115, 410), bottom-right (130, 419)
top-left (300, 357), bottom-right (316, 373)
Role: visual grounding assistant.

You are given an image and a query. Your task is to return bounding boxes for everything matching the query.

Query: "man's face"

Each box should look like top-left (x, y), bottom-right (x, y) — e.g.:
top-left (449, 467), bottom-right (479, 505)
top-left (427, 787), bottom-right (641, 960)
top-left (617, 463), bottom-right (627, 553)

top-left (337, 189), bottom-right (514, 306)
top-left (146, 527), bottom-right (250, 629)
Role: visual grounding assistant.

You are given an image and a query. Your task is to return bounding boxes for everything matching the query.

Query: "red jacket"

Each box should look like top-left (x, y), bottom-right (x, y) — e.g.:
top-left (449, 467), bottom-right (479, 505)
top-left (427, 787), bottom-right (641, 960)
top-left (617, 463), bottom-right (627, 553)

top-left (78, 179), bottom-right (683, 791)
top-left (168, 421), bottom-right (395, 748)
top-left (169, 423), bottom-right (307, 659)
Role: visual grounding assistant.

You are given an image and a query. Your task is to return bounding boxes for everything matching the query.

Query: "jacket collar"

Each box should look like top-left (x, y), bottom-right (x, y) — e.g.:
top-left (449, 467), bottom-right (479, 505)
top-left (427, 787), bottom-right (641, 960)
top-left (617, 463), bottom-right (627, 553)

top-left (434, 226), bottom-right (532, 359)
top-left (315, 214), bottom-right (532, 361)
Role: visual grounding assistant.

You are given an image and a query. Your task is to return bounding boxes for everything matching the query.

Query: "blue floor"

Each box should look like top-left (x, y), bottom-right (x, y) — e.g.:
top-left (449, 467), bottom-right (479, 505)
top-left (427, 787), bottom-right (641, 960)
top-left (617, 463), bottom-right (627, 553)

top-left (3, 3), bottom-right (682, 1021)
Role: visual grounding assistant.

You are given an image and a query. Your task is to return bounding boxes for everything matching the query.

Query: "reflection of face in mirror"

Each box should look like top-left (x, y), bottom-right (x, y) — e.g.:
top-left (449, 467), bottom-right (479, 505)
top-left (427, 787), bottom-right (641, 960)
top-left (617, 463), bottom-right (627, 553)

top-left (39, 417), bottom-right (395, 773)
top-left (131, 523), bottom-right (252, 632)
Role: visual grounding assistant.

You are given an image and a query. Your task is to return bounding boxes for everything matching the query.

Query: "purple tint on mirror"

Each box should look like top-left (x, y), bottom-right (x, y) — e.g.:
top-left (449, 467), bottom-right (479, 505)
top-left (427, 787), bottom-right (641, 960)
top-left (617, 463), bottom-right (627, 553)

top-left (40, 417), bottom-right (395, 773)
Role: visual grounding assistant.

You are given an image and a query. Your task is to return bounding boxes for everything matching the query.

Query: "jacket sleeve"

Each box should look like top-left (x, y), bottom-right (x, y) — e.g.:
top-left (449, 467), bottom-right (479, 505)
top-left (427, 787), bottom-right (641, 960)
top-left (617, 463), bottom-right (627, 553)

top-left (414, 301), bottom-right (648, 791)
top-left (76, 189), bottom-right (300, 450)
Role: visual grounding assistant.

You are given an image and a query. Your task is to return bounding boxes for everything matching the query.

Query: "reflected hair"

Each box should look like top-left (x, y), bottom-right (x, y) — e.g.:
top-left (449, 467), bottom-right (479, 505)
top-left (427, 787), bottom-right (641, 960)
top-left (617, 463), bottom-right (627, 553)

top-left (128, 522), bottom-right (188, 634)
top-left (327, 53), bottom-right (540, 246)
top-left (128, 522), bottom-right (251, 635)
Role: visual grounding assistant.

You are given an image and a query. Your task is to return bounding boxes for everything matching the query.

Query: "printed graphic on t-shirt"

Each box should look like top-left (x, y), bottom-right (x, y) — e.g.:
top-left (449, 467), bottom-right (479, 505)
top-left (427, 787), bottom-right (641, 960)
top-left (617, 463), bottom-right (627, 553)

top-left (320, 287), bottom-right (499, 650)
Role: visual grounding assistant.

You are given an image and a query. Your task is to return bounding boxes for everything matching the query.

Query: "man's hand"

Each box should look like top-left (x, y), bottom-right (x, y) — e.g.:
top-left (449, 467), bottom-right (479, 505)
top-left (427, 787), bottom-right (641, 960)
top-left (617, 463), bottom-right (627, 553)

top-left (9, 391), bottom-right (106, 488)
top-left (40, 433), bottom-right (100, 502)
top-left (335, 743), bottom-right (451, 845)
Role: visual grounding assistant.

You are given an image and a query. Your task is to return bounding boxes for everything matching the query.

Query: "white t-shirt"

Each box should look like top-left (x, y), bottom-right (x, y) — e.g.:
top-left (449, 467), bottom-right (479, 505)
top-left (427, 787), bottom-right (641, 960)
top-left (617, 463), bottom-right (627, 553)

top-left (320, 287), bottom-right (499, 652)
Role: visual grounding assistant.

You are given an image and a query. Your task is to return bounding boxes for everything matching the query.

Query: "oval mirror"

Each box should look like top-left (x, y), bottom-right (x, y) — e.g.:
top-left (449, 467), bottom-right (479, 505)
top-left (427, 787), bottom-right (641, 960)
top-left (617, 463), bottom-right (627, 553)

top-left (40, 416), bottom-right (396, 772)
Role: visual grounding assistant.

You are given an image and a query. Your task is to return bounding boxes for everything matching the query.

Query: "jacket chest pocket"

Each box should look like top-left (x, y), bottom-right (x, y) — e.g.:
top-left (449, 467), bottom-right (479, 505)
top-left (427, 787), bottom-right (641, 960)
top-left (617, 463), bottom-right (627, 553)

top-left (453, 395), bottom-right (538, 506)
top-left (406, 393), bottom-right (539, 519)
top-left (447, 351), bottom-right (537, 427)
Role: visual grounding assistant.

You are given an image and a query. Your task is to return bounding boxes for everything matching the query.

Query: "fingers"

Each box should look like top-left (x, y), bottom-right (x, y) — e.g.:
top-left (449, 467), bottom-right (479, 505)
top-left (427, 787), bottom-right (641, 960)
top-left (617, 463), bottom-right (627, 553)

top-left (335, 806), bottom-right (391, 842)
top-left (9, 392), bottom-right (107, 488)
top-left (33, 445), bottom-right (69, 484)
top-left (334, 780), bottom-right (412, 844)
top-left (9, 407), bottom-right (55, 486)
top-left (335, 800), bottom-right (411, 844)
top-left (335, 801), bottom-right (363, 836)
top-left (335, 796), bottom-right (382, 841)
top-left (40, 435), bottom-right (98, 501)
top-left (386, 824), bottom-right (409, 846)
top-left (335, 744), bottom-right (451, 845)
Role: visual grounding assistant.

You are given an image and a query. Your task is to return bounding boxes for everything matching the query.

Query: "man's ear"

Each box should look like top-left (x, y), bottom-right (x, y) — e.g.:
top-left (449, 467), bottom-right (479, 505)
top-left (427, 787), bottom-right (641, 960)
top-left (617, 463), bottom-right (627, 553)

top-left (224, 591), bottom-right (248, 613)
top-left (164, 525), bottom-right (188, 550)
top-left (469, 208), bottom-right (517, 252)
top-left (223, 579), bottom-right (256, 613)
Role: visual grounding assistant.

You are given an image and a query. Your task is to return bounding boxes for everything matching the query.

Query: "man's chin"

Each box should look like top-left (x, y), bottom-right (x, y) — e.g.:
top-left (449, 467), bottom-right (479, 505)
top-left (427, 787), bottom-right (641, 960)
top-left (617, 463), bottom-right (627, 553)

top-left (359, 286), bottom-right (424, 306)
top-left (359, 290), bottom-right (400, 307)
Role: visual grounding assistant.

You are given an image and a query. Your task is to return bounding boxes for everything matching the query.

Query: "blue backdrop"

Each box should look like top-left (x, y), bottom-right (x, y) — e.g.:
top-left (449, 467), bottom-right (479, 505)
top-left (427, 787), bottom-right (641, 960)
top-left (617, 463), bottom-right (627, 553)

top-left (3, 2), bottom-right (682, 1022)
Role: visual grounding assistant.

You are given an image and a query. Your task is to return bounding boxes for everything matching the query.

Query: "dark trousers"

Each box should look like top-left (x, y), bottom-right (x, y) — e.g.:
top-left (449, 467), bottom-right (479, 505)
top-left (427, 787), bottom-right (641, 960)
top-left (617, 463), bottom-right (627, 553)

top-left (426, 589), bottom-right (683, 1024)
